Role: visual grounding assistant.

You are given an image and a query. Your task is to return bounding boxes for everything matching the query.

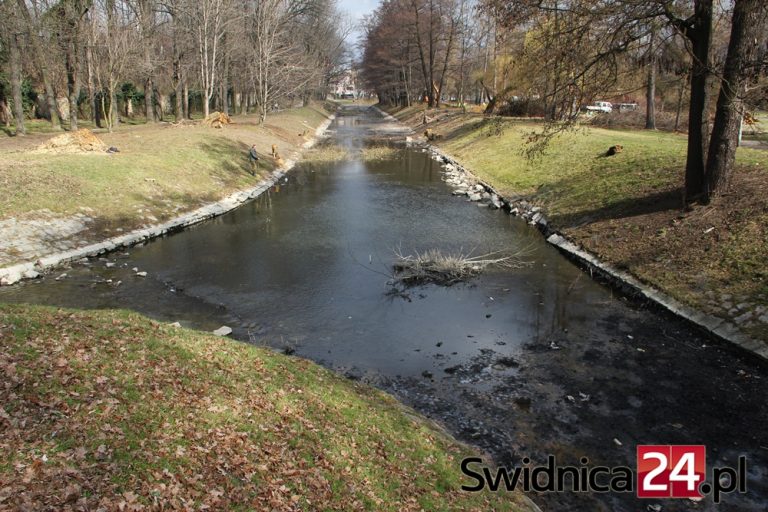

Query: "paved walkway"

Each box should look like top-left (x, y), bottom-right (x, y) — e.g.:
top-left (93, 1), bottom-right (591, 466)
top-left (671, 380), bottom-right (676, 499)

top-left (0, 211), bottom-right (93, 266)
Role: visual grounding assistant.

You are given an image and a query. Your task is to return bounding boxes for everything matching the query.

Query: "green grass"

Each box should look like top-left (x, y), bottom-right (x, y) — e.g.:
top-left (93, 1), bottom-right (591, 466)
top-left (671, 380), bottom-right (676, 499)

top-left (0, 104), bottom-right (333, 256)
top-left (1, 131), bottom-right (253, 218)
top-left (434, 115), bottom-right (767, 225)
top-left (0, 304), bottom-right (530, 511)
top-left (388, 104), bottom-right (768, 342)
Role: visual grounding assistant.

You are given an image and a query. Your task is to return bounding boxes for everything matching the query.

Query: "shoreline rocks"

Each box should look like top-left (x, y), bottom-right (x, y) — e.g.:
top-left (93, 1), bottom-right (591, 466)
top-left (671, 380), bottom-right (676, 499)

top-left (0, 114), bottom-right (337, 287)
top-left (420, 138), bottom-right (767, 362)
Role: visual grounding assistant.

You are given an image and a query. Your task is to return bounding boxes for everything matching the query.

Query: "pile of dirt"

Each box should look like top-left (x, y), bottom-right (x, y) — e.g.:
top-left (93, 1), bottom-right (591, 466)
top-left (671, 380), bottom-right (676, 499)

top-left (203, 111), bottom-right (232, 129)
top-left (37, 129), bottom-right (108, 154)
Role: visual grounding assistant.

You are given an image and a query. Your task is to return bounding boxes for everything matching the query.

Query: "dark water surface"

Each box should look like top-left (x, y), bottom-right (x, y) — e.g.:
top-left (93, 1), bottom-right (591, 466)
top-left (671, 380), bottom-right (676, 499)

top-left (2, 107), bottom-right (767, 511)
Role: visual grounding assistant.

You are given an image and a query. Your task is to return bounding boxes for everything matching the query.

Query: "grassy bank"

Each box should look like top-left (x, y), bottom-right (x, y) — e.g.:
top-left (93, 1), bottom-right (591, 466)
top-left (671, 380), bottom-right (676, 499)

top-left (0, 104), bottom-right (332, 237)
top-left (388, 105), bottom-right (768, 343)
top-left (0, 304), bottom-right (529, 511)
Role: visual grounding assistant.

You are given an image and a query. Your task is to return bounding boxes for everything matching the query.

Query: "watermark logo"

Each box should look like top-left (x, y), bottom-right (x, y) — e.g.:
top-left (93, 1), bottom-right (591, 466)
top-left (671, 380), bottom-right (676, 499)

top-left (637, 445), bottom-right (705, 498)
top-left (637, 445), bottom-right (747, 503)
top-left (461, 445), bottom-right (747, 503)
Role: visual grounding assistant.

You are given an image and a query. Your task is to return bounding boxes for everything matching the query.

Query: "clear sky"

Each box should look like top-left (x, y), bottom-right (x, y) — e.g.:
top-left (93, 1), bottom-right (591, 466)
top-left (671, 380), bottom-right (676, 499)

top-left (338, 0), bottom-right (378, 24)
top-left (338, 0), bottom-right (379, 54)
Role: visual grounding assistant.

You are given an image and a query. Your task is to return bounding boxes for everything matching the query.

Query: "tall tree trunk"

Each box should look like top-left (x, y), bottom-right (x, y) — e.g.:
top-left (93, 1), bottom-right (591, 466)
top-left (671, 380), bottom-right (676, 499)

top-left (682, 0), bottom-right (713, 202)
top-left (102, 91), bottom-right (111, 133)
top-left (435, 13), bottom-right (456, 109)
top-left (16, 0), bottom-right (61, 130)
top-left (86, 12), bottom-right (99, 128)
top-left (174, 77), bottom-right (183, 122)
top-left (427, 0), bottom-right (435, 107)
top-left (674, 77), bottom-right (685, 132)
top-left (104, 87), bottom-right (113, 132)
top-left (140, 0), bottom-right (155, 123)
top-left (155, 89), bottom-right (163, 121)
top-left (182, 83), bottom-right (190, 119)
top-left (8, 31), bottom-right (26, 135)
top-left (0, 94), bottom-right (9, 128)
top-left (65, 28), bottom-right (81, 131)
top-left (221, 41), bottom-right (230, 115)
top-left (145, 78), bottom-right (154, 122)
top-left (548, 5), bottom-right (559, 120)
top-left (411, 0), bottom-right (432, 108)
top-left (87, 38), bottom-right (100, 128)
top-left (111, 87), bottom-right (120, 127)
top-left (645, 28), bottom-right (657, 130)
top-left (704, 0), bottom-right (767, 202)
top-left (172, 22), bottom-right (183, 122)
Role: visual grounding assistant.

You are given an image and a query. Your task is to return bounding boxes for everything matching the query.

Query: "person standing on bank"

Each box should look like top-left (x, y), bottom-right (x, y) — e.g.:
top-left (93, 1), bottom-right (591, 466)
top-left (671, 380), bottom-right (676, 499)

top-left (248, 145), bottom-right (260, 176)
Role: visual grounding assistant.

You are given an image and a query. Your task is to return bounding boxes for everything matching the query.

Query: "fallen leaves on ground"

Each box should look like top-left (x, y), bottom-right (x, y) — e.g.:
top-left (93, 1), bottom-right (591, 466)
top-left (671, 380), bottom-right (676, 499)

top-left (0, 305), bottom-right (528, 511)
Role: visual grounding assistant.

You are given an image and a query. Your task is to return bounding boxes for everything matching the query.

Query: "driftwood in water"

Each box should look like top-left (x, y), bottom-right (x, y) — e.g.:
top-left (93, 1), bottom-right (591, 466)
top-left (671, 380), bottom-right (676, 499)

top-left (393, 248), bottom-right (528, 286)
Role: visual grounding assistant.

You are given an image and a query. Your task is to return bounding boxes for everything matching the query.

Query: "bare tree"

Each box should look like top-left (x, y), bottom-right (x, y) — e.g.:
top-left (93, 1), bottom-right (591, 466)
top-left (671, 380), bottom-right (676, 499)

top-left (55, 0), bottom-right (91, 130)
top-left (645, 24), bottom-right (657, 129)
top-left (663, 0), bottom-right (714, 202)
top-left (704, 0), bottom-right (768, 200)
top-left (130, 0), bottom-right (157, 122)
top-left (15, 0), bottom-right (62, 129)
top-left (1, 1), bottom-right (26, 134)
top-left (94, 0), bottom-right (136, 131)
top-left (249, 0), bottom-right (323, 122)
top-left (189, 0), bottom-right (230, 118)
top-left (1, 0), bottom-right (349, 130)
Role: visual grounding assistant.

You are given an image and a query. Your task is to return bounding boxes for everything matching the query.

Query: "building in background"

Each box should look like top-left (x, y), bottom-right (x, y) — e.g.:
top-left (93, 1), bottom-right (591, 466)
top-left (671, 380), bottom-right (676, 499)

top-left (332, 70), bottom-right (358, 99)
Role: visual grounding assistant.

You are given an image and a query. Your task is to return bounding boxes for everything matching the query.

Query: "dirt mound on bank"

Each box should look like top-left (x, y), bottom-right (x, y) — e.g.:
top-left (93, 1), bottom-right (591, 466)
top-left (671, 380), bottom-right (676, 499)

top-left (37, 129), bottom-right (108, 154)
top-left (203, 111), bottom-right (232, 128)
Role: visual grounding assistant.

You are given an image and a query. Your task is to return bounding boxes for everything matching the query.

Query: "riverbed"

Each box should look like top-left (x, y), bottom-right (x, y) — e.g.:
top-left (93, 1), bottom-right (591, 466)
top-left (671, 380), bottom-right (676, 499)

top-left (2, 106), bottom-right (766, 511)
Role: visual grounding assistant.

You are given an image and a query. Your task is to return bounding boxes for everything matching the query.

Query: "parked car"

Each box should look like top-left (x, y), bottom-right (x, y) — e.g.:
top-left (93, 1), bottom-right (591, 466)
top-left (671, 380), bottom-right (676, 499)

top-left (585, 101), bottom-right (613, 114)
top-left (618, 103), bottom-right (638, 112)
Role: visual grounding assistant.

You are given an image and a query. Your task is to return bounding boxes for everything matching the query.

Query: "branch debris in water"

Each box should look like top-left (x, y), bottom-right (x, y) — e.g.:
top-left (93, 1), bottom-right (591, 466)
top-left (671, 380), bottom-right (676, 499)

top-left (393, 248), bottom-right (531, 286)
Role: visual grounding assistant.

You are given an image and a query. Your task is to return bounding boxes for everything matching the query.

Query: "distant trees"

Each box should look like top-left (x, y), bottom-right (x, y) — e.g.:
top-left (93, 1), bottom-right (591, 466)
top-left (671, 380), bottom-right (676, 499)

top-left (362, 0), bottom-right (461, 108)
top-left (361, 0), bottom-right (768, 203)
top-left (15, 0), bottom-right (63, 130)
top-left (0, 1), bottom-right (26, 134)
top-left (190, 0), bottom-right (230, 119)
top-left (0, 0), bottom-right (351, 131)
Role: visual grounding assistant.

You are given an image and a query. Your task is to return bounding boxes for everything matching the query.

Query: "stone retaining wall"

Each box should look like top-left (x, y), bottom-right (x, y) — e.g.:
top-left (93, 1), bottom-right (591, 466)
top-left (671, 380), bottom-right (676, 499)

top-left (389, 107), bottom-right (768, 362)
top-left (0, 115), bottom-right (336, 287)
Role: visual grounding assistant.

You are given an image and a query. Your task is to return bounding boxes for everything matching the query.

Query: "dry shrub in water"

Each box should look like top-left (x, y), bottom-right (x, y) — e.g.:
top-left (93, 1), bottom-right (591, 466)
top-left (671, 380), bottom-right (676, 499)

top-left (393, 248), bottom-right (530, 286)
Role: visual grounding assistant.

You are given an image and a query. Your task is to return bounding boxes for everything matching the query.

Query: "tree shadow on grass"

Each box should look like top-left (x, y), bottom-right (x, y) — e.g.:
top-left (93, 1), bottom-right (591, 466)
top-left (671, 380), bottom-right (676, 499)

top-left (546, 186), bottom-right (685, 229)
top-left (198, 138), bottom-right (254, 175)
top-left (438, 117), bottom-right (538, 155)
top-left (439, 117), bottom-right (486, 142)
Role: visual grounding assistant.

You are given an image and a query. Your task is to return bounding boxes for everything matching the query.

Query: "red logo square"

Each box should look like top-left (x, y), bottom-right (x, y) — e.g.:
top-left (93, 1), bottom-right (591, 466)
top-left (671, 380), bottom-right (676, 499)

top-left (637, 445), bottom-right (706, 498)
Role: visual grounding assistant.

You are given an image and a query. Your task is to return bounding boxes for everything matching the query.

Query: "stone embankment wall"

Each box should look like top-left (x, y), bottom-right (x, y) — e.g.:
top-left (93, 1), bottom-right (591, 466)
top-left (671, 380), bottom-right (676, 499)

top-left (0, 115), bottom-right (335, 286)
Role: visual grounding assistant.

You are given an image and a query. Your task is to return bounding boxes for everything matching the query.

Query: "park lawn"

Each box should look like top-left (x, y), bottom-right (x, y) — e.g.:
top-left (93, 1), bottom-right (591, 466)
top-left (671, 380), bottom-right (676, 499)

top-left (389, 105), bottom-right (768, 342)
top-left (0, 304), bottom-right (530, 511)
top-left (0, 104), bottom-right (332, 231)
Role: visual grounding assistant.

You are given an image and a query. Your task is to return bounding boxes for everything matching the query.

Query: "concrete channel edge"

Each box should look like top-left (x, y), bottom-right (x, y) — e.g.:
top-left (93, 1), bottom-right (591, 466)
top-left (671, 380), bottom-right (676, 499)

top-left (0, 114), bottom-right (336, 287)
top-left (372, 106), bottom-right (767, 363)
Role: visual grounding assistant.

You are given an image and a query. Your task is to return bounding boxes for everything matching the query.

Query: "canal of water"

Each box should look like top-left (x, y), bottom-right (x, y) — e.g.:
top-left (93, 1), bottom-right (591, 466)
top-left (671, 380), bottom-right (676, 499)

top-left (2, 106), bottom-right (766, 511)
